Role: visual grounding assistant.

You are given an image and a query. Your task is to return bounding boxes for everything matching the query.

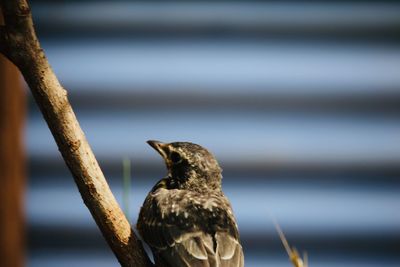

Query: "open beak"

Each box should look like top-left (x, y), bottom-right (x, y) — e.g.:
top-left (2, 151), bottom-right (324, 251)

top-left (147, 140), bottom-right (168, 158)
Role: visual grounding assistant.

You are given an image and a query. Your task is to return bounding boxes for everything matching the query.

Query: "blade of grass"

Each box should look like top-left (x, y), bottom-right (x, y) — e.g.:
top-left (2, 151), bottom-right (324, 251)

top-left (122, 157), bottom-right (131, 223)
top-left (303, 251), bottom-right (308, 267)
top-left (274, 220), bottom-right (307, 267)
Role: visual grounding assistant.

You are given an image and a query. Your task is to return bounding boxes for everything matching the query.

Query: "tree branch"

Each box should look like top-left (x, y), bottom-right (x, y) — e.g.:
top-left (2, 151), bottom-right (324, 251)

top-left (0, 1), bottom-right (153, 266)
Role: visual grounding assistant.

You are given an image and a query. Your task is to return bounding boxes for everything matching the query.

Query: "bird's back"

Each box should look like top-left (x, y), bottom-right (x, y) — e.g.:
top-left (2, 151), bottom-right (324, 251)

top-left (137, 183), bottom-right (244, 267)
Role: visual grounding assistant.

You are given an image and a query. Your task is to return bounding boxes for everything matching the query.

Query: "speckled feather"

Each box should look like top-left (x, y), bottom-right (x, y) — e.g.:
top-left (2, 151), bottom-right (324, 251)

top-left (137, 141), bottom-right (244, 267)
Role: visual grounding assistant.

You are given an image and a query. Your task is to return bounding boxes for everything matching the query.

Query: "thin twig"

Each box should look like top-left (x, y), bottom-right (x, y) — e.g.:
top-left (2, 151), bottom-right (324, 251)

top-left (0, 1), bottom-right (152, 266)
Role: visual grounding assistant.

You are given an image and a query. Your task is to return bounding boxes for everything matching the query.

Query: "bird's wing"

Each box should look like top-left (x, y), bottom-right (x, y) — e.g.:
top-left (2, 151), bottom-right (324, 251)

top-left (137, 189), bottom-right (244, 267)
top-left (158, 230), bottom-right (244, 267)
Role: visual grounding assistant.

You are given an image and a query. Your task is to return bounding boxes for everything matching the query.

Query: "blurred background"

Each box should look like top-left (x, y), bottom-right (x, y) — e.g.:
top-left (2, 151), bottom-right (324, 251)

top-left (16, 0), bottom-right (400, 266)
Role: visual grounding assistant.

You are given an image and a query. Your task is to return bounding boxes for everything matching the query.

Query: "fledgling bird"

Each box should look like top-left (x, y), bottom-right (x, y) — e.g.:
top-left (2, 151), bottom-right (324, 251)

top-left (137, 140), bottom-right (244, 267)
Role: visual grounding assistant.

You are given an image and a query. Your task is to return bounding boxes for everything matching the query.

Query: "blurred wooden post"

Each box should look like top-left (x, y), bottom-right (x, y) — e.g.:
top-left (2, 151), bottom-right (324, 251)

top-left (0, 54), bottom-right (26, 267)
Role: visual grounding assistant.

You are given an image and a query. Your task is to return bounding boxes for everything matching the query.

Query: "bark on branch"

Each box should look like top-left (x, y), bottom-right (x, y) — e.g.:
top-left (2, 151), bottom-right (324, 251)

top-left (0, 1), bottom-right (153, 266)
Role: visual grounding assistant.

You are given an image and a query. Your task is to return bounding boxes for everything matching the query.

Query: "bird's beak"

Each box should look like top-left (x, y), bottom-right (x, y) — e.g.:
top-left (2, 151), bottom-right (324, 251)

top-left (147, 140), bottom-right (168, 159)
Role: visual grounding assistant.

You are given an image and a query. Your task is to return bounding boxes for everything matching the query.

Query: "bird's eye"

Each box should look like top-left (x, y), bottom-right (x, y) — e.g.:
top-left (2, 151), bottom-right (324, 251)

top-left (170, 152), bottom-right (182, 164)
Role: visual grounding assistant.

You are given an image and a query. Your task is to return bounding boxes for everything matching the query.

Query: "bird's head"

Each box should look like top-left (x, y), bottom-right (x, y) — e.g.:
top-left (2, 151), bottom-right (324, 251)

top-left (147, 140), bottom-right (222, 191)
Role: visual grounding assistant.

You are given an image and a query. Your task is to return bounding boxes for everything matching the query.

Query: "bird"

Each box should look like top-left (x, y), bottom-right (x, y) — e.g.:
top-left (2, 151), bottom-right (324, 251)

top-left (137, 140), bottom-right (244, 267)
